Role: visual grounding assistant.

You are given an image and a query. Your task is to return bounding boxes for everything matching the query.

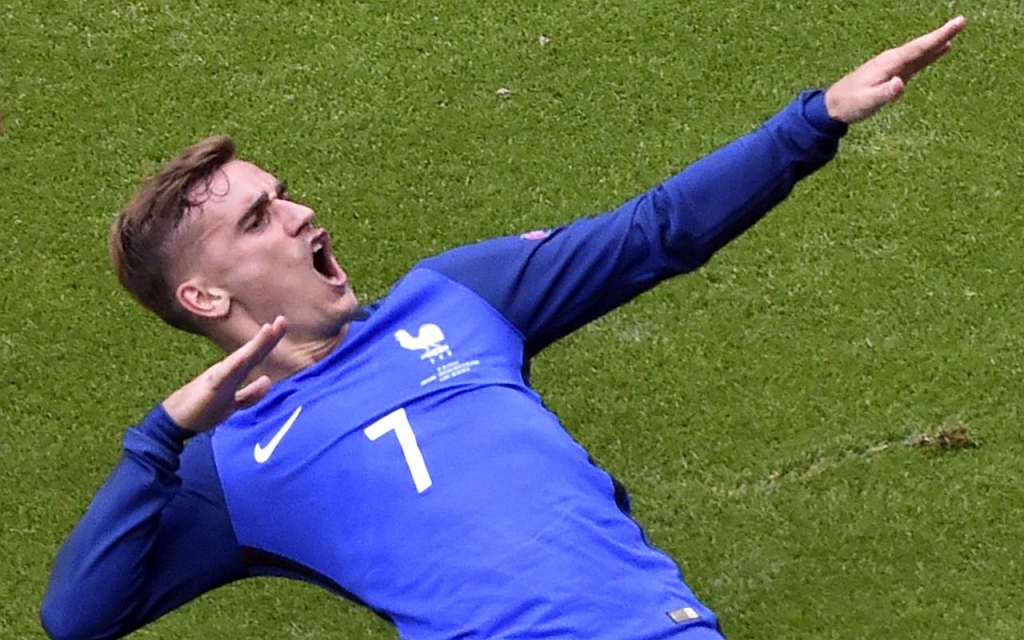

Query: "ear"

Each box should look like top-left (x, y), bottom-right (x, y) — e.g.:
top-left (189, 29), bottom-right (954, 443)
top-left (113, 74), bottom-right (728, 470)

top-left (176, 277), bottom-right (231, 320)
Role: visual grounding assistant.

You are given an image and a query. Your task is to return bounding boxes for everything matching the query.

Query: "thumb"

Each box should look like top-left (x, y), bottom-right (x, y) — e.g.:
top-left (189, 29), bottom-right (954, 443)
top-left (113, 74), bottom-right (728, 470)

top-left (845, 77), bottom-right (907, 124)
top-left (235, 375), bottom-right (273, 408)
top-left (879, 76), bottom-right (906, 105)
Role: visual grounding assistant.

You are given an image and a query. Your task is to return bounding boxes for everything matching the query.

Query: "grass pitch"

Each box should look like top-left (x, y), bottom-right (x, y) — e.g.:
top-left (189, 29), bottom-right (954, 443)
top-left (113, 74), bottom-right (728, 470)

top-left (3, 1), bottom-right (1024, 638)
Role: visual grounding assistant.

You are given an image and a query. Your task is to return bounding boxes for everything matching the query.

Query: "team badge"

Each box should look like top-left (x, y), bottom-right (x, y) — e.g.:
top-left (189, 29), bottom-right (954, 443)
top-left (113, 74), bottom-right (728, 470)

top-left (520, 229), bottom-right (551, 241)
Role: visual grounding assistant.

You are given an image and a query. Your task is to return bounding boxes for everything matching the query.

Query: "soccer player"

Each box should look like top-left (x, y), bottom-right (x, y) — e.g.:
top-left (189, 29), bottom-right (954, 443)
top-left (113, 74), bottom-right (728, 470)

top-left (41, 16), bottom-right (965, 640)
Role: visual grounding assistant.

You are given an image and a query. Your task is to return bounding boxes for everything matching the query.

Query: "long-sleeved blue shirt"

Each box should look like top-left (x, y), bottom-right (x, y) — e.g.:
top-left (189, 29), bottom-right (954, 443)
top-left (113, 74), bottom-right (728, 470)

top-left (41, 90), bottom-right (846, 640)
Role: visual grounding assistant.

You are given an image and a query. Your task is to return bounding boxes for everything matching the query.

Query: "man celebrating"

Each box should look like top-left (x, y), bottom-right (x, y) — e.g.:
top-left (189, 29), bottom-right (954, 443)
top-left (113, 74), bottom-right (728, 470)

top-left (42, 16), bottom-right (966, 640)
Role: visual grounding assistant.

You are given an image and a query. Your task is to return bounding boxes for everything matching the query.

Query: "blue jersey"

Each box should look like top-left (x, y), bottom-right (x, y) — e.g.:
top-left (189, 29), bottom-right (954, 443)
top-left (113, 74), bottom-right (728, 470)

top-left (213, 266), bottom-right (718, 639)
top-left (42, 91), bottom-right (846, 640)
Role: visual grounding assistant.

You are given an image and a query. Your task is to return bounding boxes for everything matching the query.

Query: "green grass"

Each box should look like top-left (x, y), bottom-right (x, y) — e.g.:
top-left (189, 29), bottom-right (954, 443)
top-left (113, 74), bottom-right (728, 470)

top-left (3, 0), bottom-right (1023, 638)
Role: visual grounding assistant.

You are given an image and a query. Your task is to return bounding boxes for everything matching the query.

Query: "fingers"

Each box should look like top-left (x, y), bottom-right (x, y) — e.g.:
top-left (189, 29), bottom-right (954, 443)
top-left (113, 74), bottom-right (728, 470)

top-left (235, 375), bottom-right (273, 408)
top-left (898, 42), bottom-right (953, 80)
top-left (244, 316), bottom-right (288, 369)
top-left (893, 15), bottom-right (966, 76)
top-left (218, 316), bottom-right (288, 383)
top-left (908, 15), bottom-right (966, 55)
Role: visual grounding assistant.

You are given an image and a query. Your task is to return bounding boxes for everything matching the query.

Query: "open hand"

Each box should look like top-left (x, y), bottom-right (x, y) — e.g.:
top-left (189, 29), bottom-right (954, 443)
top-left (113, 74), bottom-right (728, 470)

top-left (162, 316), bottom-right (287, 432)
top-left (825, 15), bottom-right (966, 124)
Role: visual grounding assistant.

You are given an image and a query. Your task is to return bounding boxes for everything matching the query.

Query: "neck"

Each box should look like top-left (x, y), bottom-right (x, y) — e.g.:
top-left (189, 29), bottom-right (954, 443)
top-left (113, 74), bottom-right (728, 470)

top-left (256, 330), bottom-right (348, 382)
top-left (215, 323), bottom-right (350, 385)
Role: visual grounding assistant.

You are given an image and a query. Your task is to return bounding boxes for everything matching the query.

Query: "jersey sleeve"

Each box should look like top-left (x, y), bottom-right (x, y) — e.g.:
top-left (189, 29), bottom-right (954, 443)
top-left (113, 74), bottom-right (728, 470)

top-left (420, 90), bottom-right (846, 355)
top-left (40, 406), bottom-right (246, 640)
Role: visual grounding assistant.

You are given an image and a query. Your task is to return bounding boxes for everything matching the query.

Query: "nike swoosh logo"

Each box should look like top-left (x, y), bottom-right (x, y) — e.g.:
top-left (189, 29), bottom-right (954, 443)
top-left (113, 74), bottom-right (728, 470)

top-left (254, 406), bottom-right (303, 464)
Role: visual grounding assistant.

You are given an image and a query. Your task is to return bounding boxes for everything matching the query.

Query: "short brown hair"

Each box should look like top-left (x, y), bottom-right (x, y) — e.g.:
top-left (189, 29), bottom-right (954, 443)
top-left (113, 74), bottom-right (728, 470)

top-left (109, 134), bottom-right (236, 334)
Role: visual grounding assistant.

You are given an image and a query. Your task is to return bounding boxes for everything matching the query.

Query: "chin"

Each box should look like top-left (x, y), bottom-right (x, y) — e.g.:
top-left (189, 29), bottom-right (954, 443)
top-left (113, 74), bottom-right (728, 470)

top-left (328, 291), bottom-right (360, 328)
top-left (339, 288), bottom-right (359, 316)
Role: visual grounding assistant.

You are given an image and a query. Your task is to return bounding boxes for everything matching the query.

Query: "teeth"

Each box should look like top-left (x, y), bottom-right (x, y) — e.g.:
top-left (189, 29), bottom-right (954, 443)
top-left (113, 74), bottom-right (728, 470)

top-left (312, 241), bottom-right (323, 253)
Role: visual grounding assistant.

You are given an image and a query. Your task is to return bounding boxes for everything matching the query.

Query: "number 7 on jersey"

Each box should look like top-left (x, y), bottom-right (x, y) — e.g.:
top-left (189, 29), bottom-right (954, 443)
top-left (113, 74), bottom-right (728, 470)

top-left (364, 408), bottom-right (433, 493)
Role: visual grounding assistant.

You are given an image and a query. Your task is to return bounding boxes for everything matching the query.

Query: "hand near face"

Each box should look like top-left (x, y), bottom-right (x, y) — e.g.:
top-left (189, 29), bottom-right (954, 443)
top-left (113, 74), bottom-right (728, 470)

top-left (162, 316), bottom-right (287, 432)
top-left (825, 15), bottom-right (966, 125)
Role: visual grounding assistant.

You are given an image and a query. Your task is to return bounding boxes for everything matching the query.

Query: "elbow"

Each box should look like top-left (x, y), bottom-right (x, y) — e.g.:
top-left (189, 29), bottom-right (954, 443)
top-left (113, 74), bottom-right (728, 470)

top-left (40, 594), bottom-right (75, 640)
top-left (41, 590), bottom-right (85, 640)
top-left (661, 230), bottom-right (714, 273)
top-left (646, 192), bottom-right (718, 273)
top-left (41, 586), bottom-right (115, 640)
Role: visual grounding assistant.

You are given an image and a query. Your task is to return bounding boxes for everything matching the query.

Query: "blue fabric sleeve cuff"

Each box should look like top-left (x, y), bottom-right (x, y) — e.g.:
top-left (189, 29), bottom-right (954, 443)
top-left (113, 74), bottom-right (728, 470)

top-left (122, 404), bottom-right (195, 472)
top-left (148, 403), bottom-right (196, 442)
top-left (801, 89), bottom-right (849, 137)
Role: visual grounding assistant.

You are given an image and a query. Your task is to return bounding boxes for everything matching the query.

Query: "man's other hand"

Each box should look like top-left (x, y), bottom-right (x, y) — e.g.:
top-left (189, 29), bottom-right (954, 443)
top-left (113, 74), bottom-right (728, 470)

top-left (162, 316), bottom-right (287, 432)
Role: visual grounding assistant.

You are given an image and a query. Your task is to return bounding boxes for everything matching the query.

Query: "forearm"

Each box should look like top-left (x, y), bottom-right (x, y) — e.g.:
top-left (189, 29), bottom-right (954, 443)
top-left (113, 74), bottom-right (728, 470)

top-left (41, 406), bottom-right (191, 640)
top-left (647, 88), bottom-right (847, 270)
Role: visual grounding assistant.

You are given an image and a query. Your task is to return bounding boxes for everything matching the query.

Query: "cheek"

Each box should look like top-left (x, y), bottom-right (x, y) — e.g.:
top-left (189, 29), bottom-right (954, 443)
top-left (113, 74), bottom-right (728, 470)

top-left (230, 256), bottom-right (307, 301)
top-left (220, 259), bottom-right (262, 286)
top-left (202, 240), bottom-right (310, 297)
top-left (213, 257), bottom-right (281, 304)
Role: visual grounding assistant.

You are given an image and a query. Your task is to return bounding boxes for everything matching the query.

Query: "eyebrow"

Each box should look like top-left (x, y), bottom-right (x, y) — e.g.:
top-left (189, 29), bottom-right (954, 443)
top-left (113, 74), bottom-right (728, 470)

top-left (236, 181), bottom-right (288, 231)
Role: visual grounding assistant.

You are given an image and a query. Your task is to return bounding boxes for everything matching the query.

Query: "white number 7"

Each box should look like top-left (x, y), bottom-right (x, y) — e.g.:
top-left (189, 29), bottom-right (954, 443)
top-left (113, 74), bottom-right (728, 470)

top-left (364, 408), bottom-right (433, 493)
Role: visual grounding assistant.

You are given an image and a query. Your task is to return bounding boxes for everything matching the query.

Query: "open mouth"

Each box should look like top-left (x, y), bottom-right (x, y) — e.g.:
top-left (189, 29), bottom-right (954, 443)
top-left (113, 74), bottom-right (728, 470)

top-left (311, 231), bottom-right (346, 286)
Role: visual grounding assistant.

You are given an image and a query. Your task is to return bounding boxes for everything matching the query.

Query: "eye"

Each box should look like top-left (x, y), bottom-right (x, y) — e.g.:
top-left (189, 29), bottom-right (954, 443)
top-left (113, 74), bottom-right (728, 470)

top-left (244, 208), bottom-right (268, 232)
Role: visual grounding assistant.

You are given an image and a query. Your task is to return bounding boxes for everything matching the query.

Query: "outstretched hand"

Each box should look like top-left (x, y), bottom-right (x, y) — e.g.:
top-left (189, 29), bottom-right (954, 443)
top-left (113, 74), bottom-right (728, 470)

top-left (162, 316), bottom-right (287, 432)
top-left (825, 15), bottom-right (966, 124)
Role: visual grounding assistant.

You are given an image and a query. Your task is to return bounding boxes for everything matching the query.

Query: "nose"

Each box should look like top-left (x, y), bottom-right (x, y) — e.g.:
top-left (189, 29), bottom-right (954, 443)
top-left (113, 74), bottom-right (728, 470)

top-left (278, 199), bottom-right (315, 236)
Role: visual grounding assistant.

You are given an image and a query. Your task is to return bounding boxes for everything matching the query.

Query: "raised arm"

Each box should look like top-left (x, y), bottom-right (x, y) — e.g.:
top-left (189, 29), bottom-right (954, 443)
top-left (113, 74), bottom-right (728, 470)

top-left (41, 318), bottom-right (288, 639)
top-left (422, 17), bottom-right (965, 354)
